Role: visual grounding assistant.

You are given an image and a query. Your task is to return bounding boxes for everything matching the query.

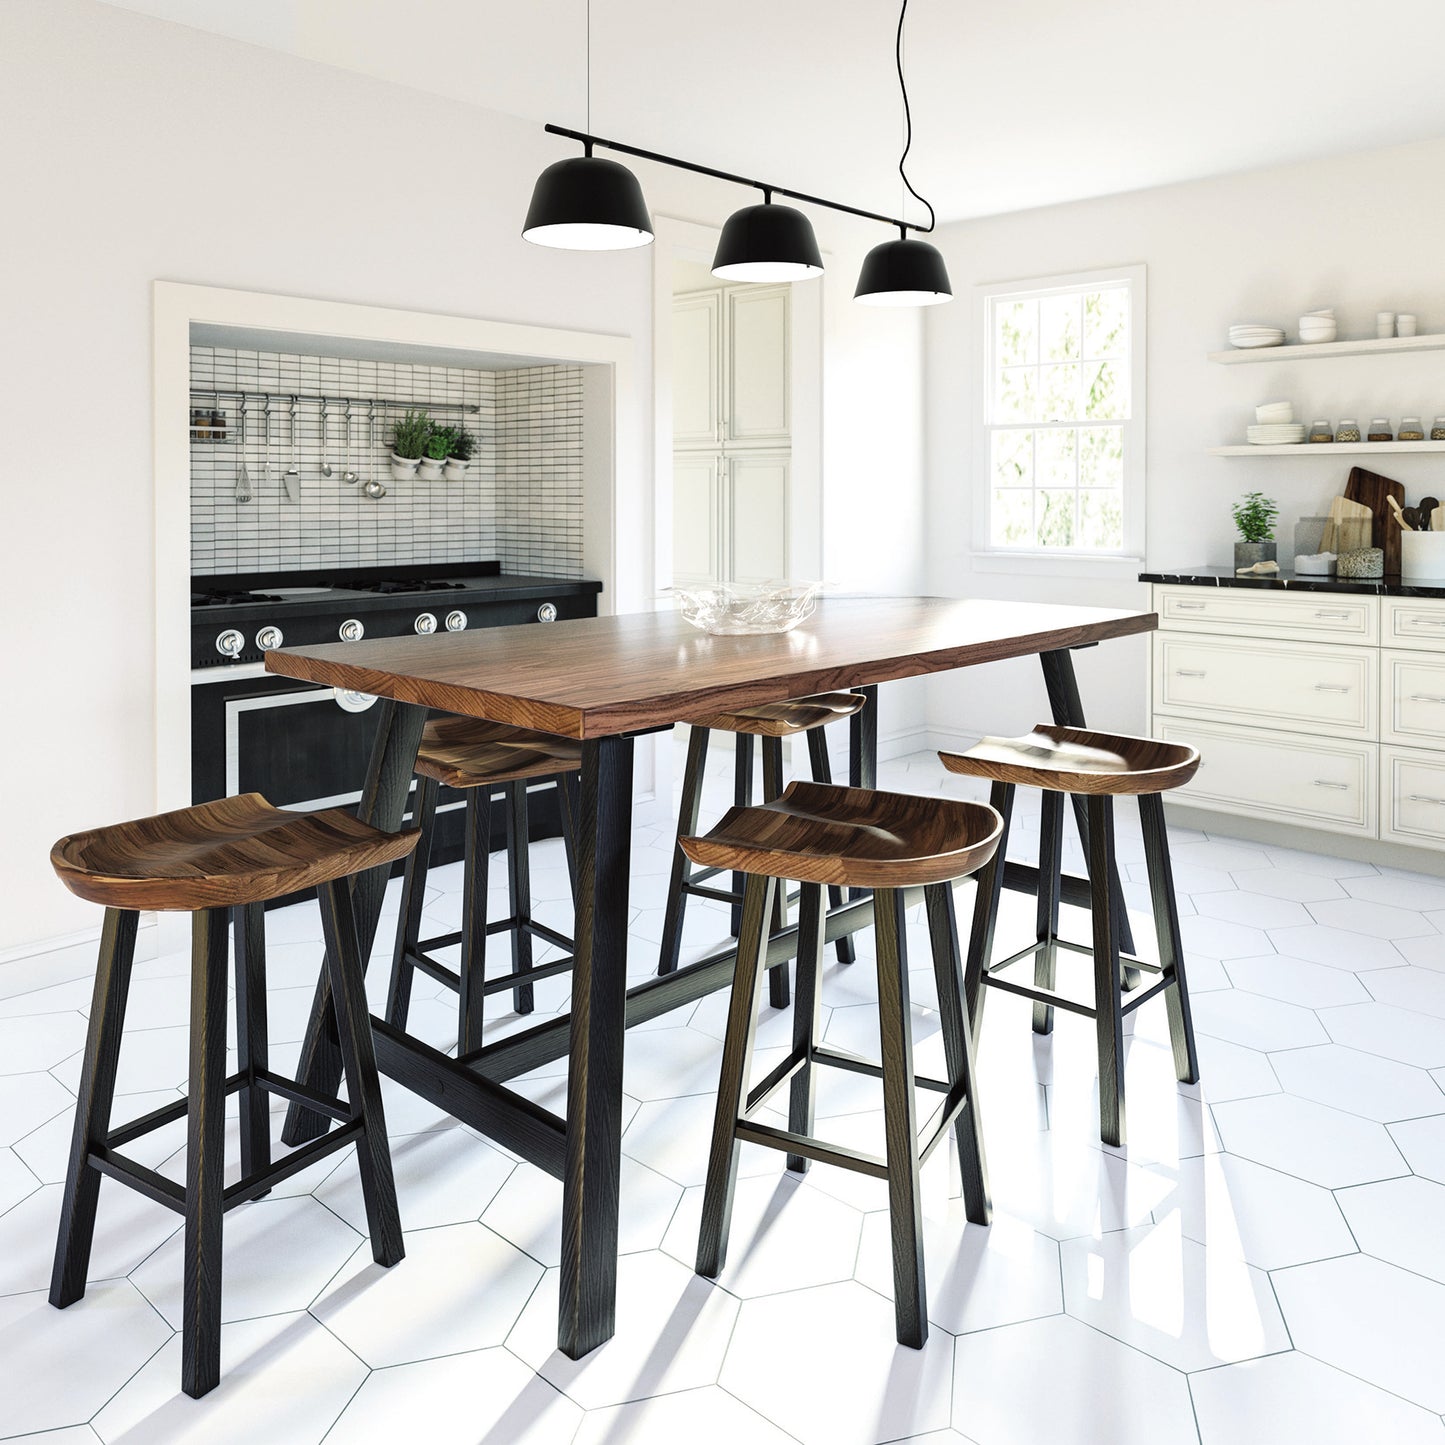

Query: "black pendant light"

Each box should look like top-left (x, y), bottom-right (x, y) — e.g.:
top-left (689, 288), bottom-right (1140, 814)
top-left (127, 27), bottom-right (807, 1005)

top-left (712, 192), bottom-right (823, 282)
top-left (854, 0), bottom-right (951, 306)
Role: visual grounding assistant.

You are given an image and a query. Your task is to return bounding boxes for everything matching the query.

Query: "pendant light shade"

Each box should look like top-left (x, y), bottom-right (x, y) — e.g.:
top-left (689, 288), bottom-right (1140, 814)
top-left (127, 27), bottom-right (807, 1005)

top-left (711, 200), bottom-right (823, 282)
top-left (522, 154), bottom-right (654, 250)
top-left (853, 235), bottom-right (952, 306)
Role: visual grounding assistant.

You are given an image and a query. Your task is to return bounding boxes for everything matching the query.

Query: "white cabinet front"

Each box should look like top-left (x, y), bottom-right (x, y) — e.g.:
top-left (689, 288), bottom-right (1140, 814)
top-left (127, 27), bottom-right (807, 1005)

top-left (672, 453), bottom-right (722, 586)
top-left (672, 291), bottom-right (721, 448)
top-left (726, 286), bottom-right (790, 446)
top-left (1156, 586), bottom-right (1378, 645)
top-left (1381, 649), bottom-right (1445, 748)
top-left (728, 454), bottom-right (790, 585)
top-left (1382, 746), bottom-right (1445, 851)
top-left (1383, 597), bottom-right (1445, 653)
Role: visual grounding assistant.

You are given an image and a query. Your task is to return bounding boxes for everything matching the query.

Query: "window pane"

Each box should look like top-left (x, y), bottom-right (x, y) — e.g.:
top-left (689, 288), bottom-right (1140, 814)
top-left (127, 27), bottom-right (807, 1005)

top-left (1084, 288), bottom-right (1129, 360)
top-left (1037, 490), bottom-right (1076, 547)
top-left (1040, 295), bottom-right (1081, 363)
top-left (992, 429), bottom-right (1033, 487)
top-left (995, 299), bottom-right (1037, 368)
top-left (1079, 426), bottom-right (1124, 487)
top-left (1036, 428), bottom-right (1077, 488)
top-left (1078, 488), bottom-right (1124, 549)
top-left (991, 488), bottom-right (1034, 546)
top-left (1083, 360), bottom-right (1127, 420)
top-left (1041, 363), bottom-right (1081, 421)
top-left (997, 366), bottom-right (1038, 422)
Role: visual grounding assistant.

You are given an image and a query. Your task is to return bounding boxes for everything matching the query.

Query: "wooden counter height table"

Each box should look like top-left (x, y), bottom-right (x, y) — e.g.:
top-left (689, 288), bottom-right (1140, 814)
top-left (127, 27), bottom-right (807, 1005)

top-left (266, 596), bottom-right (1156, 1358)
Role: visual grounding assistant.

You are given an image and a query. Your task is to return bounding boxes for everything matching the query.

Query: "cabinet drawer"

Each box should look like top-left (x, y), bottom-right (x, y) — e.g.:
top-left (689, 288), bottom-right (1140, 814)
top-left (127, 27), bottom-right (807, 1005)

top-left (1382, 746), bottom-right (1445, 851)
top-left (1153, 633), bottom-right (1377, 738)
top-left (1382, 650), bottom-right (1445, 747)
top-left (1154, 586), bottom-right (1377, 645)
top-left (1383, 597), bottom-right (1445, 652)
top-left (1154, 717), bottom-right (1377, 837)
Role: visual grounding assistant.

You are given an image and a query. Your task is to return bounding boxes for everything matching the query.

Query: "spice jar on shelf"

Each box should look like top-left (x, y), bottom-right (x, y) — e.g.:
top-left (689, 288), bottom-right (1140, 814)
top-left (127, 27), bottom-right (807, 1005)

top-left (1431, 416), bottom-right (1445, 441)
top-left (1400, 416), bottom-right (1426, 441)
top-left (1308, 419), bottom-right (1334, 443)
top-left (1336, 418), bottom-right (1362, 443)
top-left (1367, 417), bottom-right (1394, 442)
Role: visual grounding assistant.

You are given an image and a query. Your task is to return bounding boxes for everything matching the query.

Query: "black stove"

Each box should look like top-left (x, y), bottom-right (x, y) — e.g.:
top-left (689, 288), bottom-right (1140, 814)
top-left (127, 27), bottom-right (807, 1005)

top-left (342, 578), bottom-right (469, 596)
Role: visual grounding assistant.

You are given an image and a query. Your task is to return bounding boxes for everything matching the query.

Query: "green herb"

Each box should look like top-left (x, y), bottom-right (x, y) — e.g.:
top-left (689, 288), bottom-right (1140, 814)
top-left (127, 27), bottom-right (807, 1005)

top-left (448, 427), bottom-right (476, 461)
top-left (390, 409), bottom-right (431, 460)
top-left (425, 425), bottom-right (456, 462)
top-left (1232, 491), bottom-right (1278, 543)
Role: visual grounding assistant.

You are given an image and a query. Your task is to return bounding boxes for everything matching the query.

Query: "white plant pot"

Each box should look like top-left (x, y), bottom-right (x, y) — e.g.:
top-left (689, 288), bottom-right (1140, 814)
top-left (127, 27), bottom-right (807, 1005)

top-left (1401, 531), bottom-right (1445, 582)
top-left (443, 457), bottom-right (470, 481)
top-left (389, 452), bottom-right (420, 481)
top-left (416, 457), bottom-right (446, 480)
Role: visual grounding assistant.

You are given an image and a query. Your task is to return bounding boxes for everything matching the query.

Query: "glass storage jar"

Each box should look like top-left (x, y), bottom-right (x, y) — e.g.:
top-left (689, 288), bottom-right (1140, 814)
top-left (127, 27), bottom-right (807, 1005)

top-left (1309, 419), bottom-right (1334, 443)
top-left (1336, 418), bottom-right (1362, 443)
top-left (1367, 417), bottom-right (1394, 442)
top-left (1431, 416), bottom-right (1445, 441)
top-left (1400, 417), bottom-right (1426, 441)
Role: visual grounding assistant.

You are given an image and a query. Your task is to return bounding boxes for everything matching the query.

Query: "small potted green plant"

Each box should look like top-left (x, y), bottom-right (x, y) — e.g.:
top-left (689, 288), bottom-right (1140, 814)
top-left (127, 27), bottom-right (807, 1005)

top-left (444, 427), bottom-right (476, 481)
top-left (418, 425), bottom-right (455, 481)
top-left (389, 409), bottom-right (430, 480)
top-left (1232, 491), bottom-right (1279, 570)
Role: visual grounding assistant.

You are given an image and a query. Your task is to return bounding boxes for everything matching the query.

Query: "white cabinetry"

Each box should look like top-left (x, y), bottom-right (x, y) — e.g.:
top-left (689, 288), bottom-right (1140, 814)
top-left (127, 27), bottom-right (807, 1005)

top-left (1149, 584), bottom-right (1445, 852)
top-left (672, 282), bottom-right (791, 584)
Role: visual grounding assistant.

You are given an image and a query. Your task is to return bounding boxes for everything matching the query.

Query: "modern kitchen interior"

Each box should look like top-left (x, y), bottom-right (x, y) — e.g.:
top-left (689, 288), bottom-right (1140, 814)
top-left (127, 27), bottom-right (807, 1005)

top-left (6, 3), bottom-right (1445, 1443)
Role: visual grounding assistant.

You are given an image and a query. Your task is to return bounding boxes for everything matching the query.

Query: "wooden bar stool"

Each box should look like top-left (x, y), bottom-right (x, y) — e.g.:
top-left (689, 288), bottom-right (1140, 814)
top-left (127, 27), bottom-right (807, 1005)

top-left (386, 715), bottom-right (581, 1054)
top-left (658, 692), bottom-right (867, 1005)
top-left (48, 794), bottom-right (415, 1398)
top-left (941, 724), bottom-right (1202, 1149)
top-left (682, 781), bottom-right (1002, 1348)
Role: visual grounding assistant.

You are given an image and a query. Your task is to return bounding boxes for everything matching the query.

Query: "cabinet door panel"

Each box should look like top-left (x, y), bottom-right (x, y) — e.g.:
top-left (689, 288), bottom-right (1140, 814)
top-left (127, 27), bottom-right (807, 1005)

top-left (673, 453), bottom-right (721, 585)
top-left (727, 286), bottom-right (790, 445)
top-left (729, 453), bottom-right (789, 585)
top-left (1154, 586), bottom-right (1377, 645)
top-left (1382, 746), bottom-right (1445, 851)
top-left (673, 291), bottom-right (721, 448)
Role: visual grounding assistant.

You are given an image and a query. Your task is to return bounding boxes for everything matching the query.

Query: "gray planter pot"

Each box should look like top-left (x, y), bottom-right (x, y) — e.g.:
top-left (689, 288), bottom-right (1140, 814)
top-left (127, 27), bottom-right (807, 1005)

top-left (1234, 541), bottom-right (1277, 570)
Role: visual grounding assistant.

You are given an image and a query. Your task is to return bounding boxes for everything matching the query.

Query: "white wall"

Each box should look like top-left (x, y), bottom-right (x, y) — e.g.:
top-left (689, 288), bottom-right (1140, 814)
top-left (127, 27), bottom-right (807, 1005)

top-left (925, 132), bottom-right (1445, 746)
top-left (0, 0), bottom-right (925, 952)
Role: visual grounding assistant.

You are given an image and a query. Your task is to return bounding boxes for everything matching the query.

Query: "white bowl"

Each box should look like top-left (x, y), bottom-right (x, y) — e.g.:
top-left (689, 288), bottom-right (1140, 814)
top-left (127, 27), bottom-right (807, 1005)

top-left (1255, 402), bottom-right (1294, 423)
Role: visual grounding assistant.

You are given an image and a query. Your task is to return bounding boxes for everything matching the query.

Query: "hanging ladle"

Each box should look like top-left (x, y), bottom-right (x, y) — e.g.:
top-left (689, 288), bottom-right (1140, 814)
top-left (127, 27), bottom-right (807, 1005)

top-left (363, 401), bottom-right (387, 500)
top-left (319, 398), bottom-right (333, 477)
top-left (341, 401), bottom-right (359, 484)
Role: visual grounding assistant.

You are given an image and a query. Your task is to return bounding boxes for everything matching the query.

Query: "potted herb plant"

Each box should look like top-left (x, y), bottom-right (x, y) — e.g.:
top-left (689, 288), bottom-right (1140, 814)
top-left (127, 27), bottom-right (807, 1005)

top-left (444, 427), bottom-right (476, 481)
top-left (389, 409), bottom-right (430, 480)
top-left (418, 425), bottom-right (454, 481)
top-left (1232, 491), bottom-right (1279, 569)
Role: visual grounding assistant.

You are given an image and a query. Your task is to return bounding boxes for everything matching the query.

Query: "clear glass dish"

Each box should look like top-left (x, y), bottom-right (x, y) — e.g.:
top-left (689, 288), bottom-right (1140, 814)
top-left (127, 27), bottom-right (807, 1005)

top-left (667, 581), bottom-right (824, 635)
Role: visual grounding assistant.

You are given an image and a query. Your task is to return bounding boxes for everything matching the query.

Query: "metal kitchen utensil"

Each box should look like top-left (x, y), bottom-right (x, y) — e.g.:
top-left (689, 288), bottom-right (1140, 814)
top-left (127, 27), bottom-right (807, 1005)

top-left (283, 397), bottom-right (302, 503)
top-left (363, 401), bottom-right (386, 499)
top-left (319, 399), bottom-right (333, 477)
top-left (341, 402), bottom-right (359, 484)
top-left (262, 398), bottom-right (273, 488)
top-left (234, 398), bottom-right (252, 503)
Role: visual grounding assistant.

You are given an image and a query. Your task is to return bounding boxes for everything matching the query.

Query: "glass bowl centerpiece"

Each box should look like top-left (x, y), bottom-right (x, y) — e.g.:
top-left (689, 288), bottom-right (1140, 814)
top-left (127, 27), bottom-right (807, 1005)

top-left (668, 581), bottom-right (824, 635)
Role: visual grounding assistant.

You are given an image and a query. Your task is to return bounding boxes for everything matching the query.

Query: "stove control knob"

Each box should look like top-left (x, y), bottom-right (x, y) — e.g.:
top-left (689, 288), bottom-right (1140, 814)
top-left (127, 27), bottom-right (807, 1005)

top-left (339, 618), bottom-right (365, 643)
top-left (414, 612), bottom-right (437, 635)
top-left (444, 609), bottom-right (468, 632)
top-left (215, 629), bottom-right (245, 659)
top-left (255, 625), bottom-right (284, 651)
top-left (334, 688), bottom-right (378, 714)
top-left (537, 602), bottom-right (558, 623)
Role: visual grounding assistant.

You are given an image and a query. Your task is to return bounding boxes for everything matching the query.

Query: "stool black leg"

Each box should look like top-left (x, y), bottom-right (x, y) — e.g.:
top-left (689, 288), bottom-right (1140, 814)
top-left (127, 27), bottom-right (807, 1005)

top-left (964, 781), bottom-right (1015, 1039)
top-left (558, 773), bottom-right (581, 902)
top-left (730, 737), bottom-right (755, 938)
top-left (182, 908), bottom-right (229, 1399)
top-left (318, 879), bottom-right (404, 1268)
top-left (875, 887), bottom-right (927, 1349)
top-left (385, 775), bottom-right (438, 1032)
top-left (50, 907), bottom-right (139, 1310)
top-left (787, 882), bottom-right (825, 1174)
top-left (806, 728), bottom-right (856, 966)
top-left (1139, 793), bottom-right (1200, 1085)
top-left (760, 737), bottom-right (791, 1010)
top-left (507, 781), bottom-right (536, 1016)
top-left (1087, 796), bottom-right (1127, 1148)
top-left (924, 883), bottom-right (990, 1225)
top-left (697, 872), bottom-right (776, 1280)
top-left (659, 726), bottom-right (710, 976)
top-left (233, 902), bottom-right (270, 1188)
top-left (458, 787), bottom-right (493, 1054)
top-left (1033, 790), bottom-right (1064, 1035)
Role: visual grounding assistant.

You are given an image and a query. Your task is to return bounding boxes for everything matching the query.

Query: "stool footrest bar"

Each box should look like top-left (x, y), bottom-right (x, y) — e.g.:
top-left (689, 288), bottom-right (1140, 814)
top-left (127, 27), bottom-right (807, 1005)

top-left (89, 1146), bottom-right (186, 1213)
top-left (681, 882), bottom-right (745, 907)
top-left (918, 1083), bottom-right (972, 1167)
top-left (810, 1045), bottom-right (952, 1095)
top-left (253, 1070), bottom-right (351, 1125)
top-left (981, 973), bottom-right (1099, 1018)
top-left (222, 1121), bottom-right (363, 1209)
top-left (745, 1046), bottom-right (810, 1113)
top-left (1120, 972), bottom-right (1175, 1014)
top-left (734, 1119), bottom-right (889, 1179)
top-left (479, 955), bottom-right (576, 997)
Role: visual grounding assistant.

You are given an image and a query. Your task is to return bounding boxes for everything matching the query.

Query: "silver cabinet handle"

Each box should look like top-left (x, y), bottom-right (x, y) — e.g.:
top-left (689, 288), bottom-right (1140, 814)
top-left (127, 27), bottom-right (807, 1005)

top-left (1313, 780), bottom-right (1349, 790)
top-left (1408, 694), bottom-right (1445, 704)
top-left (1175, 669), bottom-right (1207, 678)
top-left (1409, 617), bottom-right (1445, 627)
top-left (1407, 794), bottom-right (1445, 806)
top-left (1314, 610), bottom-right (1350, 620)
top-left (1314, 683), bottom-right (1350, 693)
top-left (1173, 601), bottom-right (1206, 611)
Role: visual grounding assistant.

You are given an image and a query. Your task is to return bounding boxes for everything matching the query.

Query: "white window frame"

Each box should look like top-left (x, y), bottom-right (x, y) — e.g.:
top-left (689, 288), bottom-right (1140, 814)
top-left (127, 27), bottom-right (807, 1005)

top-left (971, 263), bottom-right (1146, 576)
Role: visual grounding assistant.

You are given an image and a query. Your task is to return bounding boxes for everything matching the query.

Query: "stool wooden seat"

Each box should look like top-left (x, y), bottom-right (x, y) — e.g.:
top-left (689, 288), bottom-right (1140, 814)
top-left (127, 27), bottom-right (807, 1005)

top-left (659, 693), bottom-right (867, 998)
top-left (49, 797), bottom-right (414, 1398)
top-left (941, 724), bottom-right (1202, 1149)
top-left (683, 782), bottom-right (1001, 1349)
top-left (387, 715), bottom-right (580, 1053)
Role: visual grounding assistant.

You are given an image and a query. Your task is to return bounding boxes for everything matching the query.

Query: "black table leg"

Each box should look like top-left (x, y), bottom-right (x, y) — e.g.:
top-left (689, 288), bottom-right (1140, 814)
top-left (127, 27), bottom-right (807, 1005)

top-left (558, 733), bottom-right (635, 1359)
top-left (848, 684), bottom-right (879, 791)
top-left (282, 699), bottom-right (429, 1147)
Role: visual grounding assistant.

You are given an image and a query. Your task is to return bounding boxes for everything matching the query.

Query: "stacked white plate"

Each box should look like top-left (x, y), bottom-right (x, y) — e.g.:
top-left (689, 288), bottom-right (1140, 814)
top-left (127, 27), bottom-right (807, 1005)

top-left (1229, 324), bottom-right (1286, 349)
top-left (1246, 423), bottom-right (1307, 445)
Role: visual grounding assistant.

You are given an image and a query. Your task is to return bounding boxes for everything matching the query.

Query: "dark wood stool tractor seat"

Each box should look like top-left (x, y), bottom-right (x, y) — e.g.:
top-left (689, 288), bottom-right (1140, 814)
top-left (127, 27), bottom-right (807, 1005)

top-left (659, 692), bottom-right (867, 1004)
top-left (941, 725), bottom-right (1202, 1149)
top-left (683, 781), bottom-right (1002, 1348)
top-left (49, 794), bottom-right (416, 1398)
top-left (387, 715), bottom-right (581, 1054)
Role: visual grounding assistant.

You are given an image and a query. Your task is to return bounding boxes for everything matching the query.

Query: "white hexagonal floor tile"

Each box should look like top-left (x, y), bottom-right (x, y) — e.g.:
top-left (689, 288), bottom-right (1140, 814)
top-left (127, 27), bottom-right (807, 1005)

top-left (1183, 1034), bottom-right (1280, 1104)
top-left (0, 975), bottom-right (96, 1020)
top-left (0, 1070), bottom-right (76, 1148)
top-left (1190, 1349), bottom-right (1445, 1445)
top-left (1231, 867), bottom-right (1347, 903)
top-left (951, 1314), bottom-right (1198, 1445)
top-left (324, 1346), bottom-right (583, 1444)
top-left (0, 1012), bottom-right (91, 1076)
top-left (1269, 1042), bottom-right (1445, 1122)
top-left (1180, 915), bottom-right (1273, 960)
top-left (1319, 1001), bottom-right (1445, 1067)
top-left (1396, 933), bottom-right (1445, 971)
top-left (1171, 840), bottom-right (1272, 873)
top-left (1262, 846), bottom-right (1378, 878)
top-left (1212, 1094), bottom-right (1408, 1188)
top-left (1347, 871), bottom-right (1445, 911)
top-left (1390, 1112), bottom-right (1445, 1182)
top-left (1365, 965), bottom-right (1445, 1018)
top-left (1192, 891), bottom-right (1313, 930)
top-left (508, 1250), bottom-right (739, 1411)
top-left (14, 1088), bottom-right (183, 1184)
top-left (622, 1092), bottom-right (787, 1189)
top-left (1190, 989), bottom-right (1328, 1051)
top-left (1059, 1218), bottom-right (1289, 1371)
top-left (1222, 954), bottom-right (1371, 1008)
top-left (312, 1221), bottom-right (542, 1368)
top-left (1156, 1152), bottom-right (1354, 1270)
top-left (1308, 897), bottom-right (1436, 940)
top-left (1264, 924), bottom-right (1404, 971)
top-left (0, 1146), bottom-right (40, 1217)
top-left (572, 1384), bottom-right (797, 1445)
top-left (1273, 1253), bottom-right (1445, 1413)
top-left (131, 1194), bottom-right (362, 1328)
top-left (721, 1278), bottom-right (955, 1445)
top-left (93, 1310), bottom-right (364, 1445)
top-left (51, 1024), bottom-right (194, 1096)
top-left (1336, 1176), bottom-right (1445, 1283)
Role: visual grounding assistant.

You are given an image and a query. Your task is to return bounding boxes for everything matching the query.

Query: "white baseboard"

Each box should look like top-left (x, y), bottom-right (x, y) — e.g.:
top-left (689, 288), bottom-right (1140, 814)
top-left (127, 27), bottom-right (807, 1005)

top-left (0, 915), bottom-right (159, 993)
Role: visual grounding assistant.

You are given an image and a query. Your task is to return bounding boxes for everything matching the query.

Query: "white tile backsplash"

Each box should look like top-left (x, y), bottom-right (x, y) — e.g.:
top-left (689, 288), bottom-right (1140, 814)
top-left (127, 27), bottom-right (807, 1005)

top-left (190, 347), bottom-right (585, 577)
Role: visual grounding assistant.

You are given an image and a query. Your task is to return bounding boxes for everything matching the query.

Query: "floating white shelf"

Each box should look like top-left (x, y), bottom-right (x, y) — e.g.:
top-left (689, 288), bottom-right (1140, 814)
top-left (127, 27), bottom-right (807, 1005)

top-left (1208, 333), bottom-right (1445, 364)
top-left (1209, 441), bottom-right (1445, 457)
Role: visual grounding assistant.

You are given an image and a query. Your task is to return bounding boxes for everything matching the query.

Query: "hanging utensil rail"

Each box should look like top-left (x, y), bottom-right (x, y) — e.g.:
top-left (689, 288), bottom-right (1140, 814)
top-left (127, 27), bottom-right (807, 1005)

top-left (189, 386), bottom-right (482, 414)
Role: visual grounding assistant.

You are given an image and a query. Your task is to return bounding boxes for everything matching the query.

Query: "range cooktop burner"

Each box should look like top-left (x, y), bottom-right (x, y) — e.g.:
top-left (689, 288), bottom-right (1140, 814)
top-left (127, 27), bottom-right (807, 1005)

top-left (192, 589), bottom-right (283, 606)
top-left (345, 578), bottom-right (468, 595)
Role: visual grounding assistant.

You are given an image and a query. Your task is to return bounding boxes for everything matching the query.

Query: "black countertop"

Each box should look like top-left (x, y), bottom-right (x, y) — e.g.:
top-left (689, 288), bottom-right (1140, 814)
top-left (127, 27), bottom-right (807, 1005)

top-left (1139, 566), bottom-right (1445, 598)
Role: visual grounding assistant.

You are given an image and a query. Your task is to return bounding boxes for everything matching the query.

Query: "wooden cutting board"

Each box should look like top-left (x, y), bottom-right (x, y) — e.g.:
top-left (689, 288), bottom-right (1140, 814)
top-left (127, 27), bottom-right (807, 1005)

top-left (1320, 495), bottom-right (1374, 554)
top-left (1344, 466), bottom-right (1406, 573)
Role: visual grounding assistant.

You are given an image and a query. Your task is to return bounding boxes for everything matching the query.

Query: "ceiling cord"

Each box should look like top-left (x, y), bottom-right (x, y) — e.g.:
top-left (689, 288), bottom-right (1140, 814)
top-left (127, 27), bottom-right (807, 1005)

top-left (895, 0), bottom-right (936, 236)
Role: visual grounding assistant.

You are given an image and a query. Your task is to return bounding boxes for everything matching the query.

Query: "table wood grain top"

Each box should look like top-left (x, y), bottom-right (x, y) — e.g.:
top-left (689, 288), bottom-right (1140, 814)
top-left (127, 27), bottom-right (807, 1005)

top-left (264, 596), bottom-right (1156, 739)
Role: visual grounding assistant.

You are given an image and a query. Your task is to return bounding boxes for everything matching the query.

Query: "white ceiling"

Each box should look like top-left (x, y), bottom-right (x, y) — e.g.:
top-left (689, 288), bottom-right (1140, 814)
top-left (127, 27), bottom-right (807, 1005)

top-left (104, 0), bottom-right (1445, 222)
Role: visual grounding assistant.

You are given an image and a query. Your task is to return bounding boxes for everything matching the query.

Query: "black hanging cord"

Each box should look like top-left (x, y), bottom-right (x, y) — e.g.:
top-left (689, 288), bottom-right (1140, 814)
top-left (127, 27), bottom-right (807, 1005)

top-left (894, 0), bottom-right (935, 235)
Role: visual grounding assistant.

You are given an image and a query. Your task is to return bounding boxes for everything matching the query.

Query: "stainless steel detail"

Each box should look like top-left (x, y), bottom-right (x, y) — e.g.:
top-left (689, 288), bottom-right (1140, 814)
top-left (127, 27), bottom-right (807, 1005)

top-left (339, 618), bottom-right (365, 642)
top-left (1313, 779), bottom-right (1349, 789)
top-left (235, 399), bottom-right (252, 504)
top-left (537, 602), bottom-right (558, 622)
top-left (283, 397), bottom-right (302, 503)
top-left (444, 610), bottom-right (468, 632)
top-left (414, 612), bottom-right (437, 635)
top-left (1175, 669), bottom-right (1206, 678)
top-left (342, 401), bottom-right (359, 484)
top-left (363, 401), bottom-right (387, 500)
top-left (1314, 683), bottom-right (1350, 693)
top-left (255, 625), bottom-right (284, 651)
top-left (334, 688), bottom-right (379, 714)
top-left (319, 399), bottom-right (333, 477)
top-left (1409, 694), bottom-right (1445, 704)
top-left (216, 629), bottom-right (245, 659)
top-left (1174, 601), bottom-right (1205, 611)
